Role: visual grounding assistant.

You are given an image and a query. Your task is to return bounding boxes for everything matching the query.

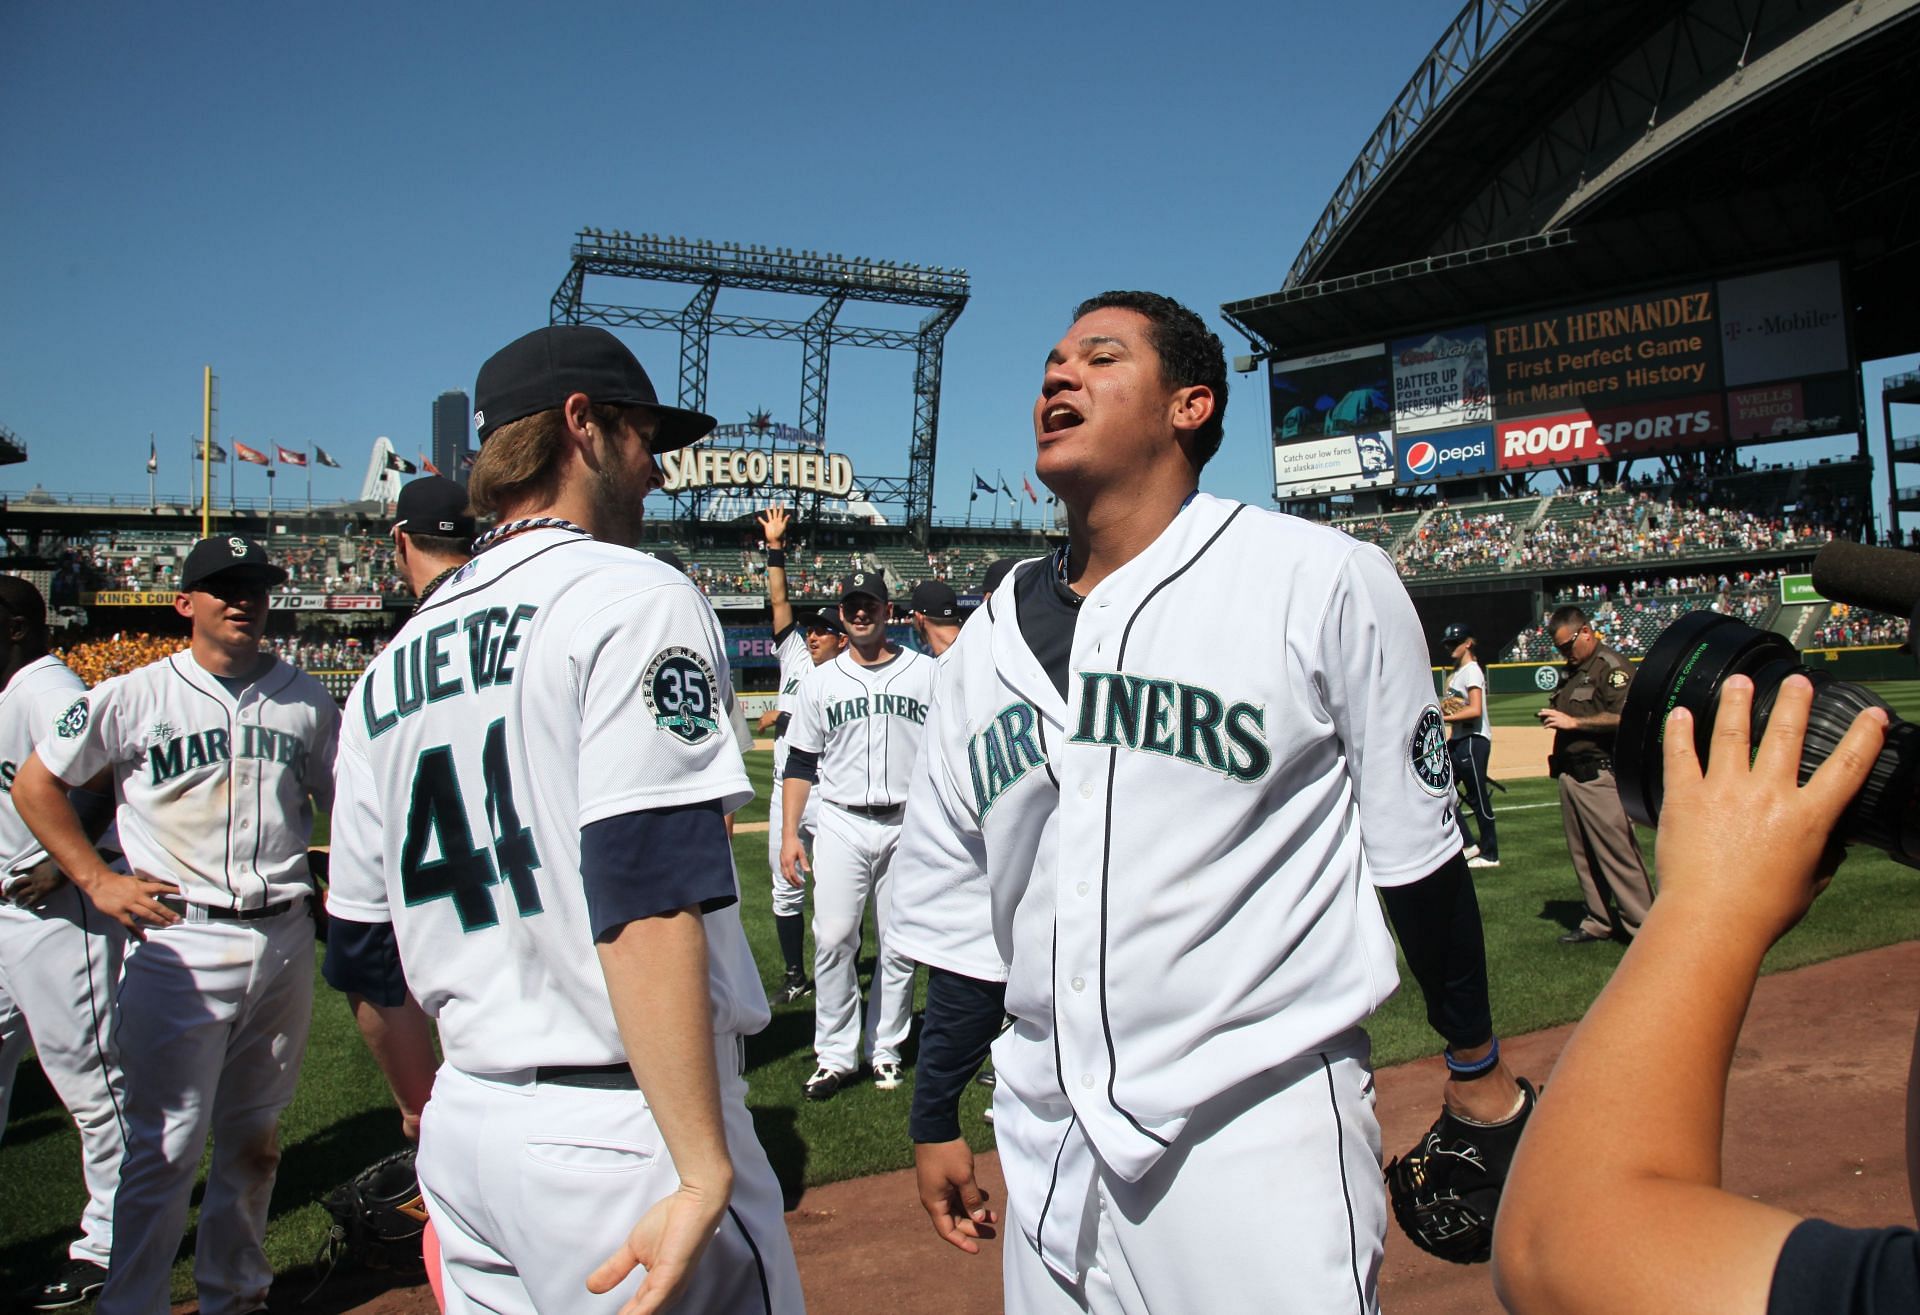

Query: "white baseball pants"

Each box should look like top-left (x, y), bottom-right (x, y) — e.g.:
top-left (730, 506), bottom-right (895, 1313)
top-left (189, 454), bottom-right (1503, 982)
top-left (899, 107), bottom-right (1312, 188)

top-left (96, 906), bottom-right (314, 1315)
top-left (0, 887), bottom-right (128, 1265)
top-left (811, 803), bottom-right (916, 1075)
top-left (767, 785), bottom-right (816, 920)
top-left (1001, 1032), bottom-right (1384, 1314)
top-left (416, 1038), bottom-right (804, 1314)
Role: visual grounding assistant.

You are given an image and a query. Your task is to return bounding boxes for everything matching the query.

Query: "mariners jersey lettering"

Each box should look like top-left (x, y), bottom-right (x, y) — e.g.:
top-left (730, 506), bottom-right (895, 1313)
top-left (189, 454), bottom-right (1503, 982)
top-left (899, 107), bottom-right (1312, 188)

top-left (0, 657), bottom-right (91, 883)
top-left (326, 530), bottom-right (766, 1073)
top-left (889, 494), bottom-right (1457, 1203)
top-left (785, 647), bottom-right (935, 809)
top-left (36, 653), bottom-right (337, 909)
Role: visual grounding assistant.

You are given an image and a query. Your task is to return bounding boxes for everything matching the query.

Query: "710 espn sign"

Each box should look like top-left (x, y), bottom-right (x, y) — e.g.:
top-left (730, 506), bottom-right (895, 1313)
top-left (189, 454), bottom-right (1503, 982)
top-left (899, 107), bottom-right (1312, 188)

top-left (1493, 394), bottom-right (1725, 470)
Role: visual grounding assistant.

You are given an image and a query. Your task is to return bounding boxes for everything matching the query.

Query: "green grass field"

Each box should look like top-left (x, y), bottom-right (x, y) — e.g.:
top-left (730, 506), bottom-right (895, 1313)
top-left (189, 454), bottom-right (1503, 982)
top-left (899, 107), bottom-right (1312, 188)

top-left (7, 690), bottom-right (1920, 1298)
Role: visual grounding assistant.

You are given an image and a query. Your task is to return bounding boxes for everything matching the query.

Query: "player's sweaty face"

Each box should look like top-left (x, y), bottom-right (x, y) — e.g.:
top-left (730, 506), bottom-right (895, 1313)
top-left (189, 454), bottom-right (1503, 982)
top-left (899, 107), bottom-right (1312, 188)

top-left (183, 578), bottom-right (269, 644)
top-left (839, 595), bottom-right (887, 643)
top-left (1034, 307), bottom-right (1169, 488)
top-left (591, 409), bottom-right (664, 547)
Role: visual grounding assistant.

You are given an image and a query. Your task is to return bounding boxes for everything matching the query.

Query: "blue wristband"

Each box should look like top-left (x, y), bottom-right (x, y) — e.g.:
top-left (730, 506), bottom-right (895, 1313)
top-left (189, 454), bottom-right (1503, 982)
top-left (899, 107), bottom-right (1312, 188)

top-left (1444, 1035), bottom-right (1499, 1078)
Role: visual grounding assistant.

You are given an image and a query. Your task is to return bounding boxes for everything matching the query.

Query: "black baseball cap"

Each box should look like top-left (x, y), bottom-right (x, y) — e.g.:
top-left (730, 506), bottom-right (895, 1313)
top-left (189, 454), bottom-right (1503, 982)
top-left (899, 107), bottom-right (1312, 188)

top-left (394, 477), bottom-right (476, 540)
top-left (1441, 621), bottom-right (1473, 645)
top-left (840, 571), bottom-right (888, 605)
top-left (910, 581), bottom-right (960, 620)
top-left (805, 608), bottom-right (846, 636)
top-left (473, 326), bottom-right (716, 451)
top-left (982, 558), bottom-right (1021, 594)
top-left (181, 535), bottom-right (288, 591)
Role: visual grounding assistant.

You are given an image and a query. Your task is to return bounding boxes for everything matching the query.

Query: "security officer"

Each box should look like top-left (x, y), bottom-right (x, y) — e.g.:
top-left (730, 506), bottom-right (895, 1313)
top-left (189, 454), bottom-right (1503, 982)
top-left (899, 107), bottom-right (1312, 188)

top-left (1536, 604), bottom-right (1654, 943)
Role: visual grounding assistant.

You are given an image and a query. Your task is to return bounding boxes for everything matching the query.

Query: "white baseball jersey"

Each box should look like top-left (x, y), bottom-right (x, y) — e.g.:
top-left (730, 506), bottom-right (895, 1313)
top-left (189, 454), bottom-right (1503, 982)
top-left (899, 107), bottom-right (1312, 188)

top-left (1446, 660), bottom-right (1490, 740)
top-left (0, 656), bottom-right (88, 888)
top-left (890, 494), bottom-right (1456, 1220)
top-left (327, 529), bottom-right (767, 1074)
top-left (769, 625), bottom-right (812, 784)
top-left (37, 651), bottom-right (337, 908)
top-left (785, 647), bottom-right (936, 808)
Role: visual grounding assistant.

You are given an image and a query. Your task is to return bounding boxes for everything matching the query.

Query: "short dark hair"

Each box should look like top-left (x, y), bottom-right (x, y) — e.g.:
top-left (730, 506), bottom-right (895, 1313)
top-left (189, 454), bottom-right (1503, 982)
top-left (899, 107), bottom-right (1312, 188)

top-left (1548, 605), bottom-right (1589, 635)
top-left (402, 531), bottom-right (472, 559)
top-left (1074, 290), bottom-right (1228, 468)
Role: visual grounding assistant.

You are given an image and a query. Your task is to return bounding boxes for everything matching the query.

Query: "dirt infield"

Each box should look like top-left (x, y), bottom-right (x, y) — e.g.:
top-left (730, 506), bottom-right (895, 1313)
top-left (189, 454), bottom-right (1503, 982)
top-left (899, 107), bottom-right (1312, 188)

top-left (290, 940), bottom-right (1919, 1315)
top-left (1490, 725), bottom-right (1554, 780)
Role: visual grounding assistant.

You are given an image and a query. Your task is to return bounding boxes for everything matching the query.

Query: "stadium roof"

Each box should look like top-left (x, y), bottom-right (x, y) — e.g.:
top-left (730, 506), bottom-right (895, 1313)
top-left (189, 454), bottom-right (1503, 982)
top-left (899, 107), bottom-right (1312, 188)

top-left (1226, 0), bottom-right (1920, 364)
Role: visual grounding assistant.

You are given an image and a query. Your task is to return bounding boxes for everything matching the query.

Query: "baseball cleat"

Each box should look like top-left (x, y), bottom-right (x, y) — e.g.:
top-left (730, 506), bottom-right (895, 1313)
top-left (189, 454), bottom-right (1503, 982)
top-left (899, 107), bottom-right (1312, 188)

top-left (872, 1060), bottom-right (904, 1090)
top-left (777, 969), bottom-right (813, 1004)
top-left (22, 1259), bottom-right (108, 1310)
top-left (1467, 856), bottom-right (1500, 869)
top-left (804, 1066), bottom-right (853, 1101)
top-left (1461, 845), bottom-right (1480, 860)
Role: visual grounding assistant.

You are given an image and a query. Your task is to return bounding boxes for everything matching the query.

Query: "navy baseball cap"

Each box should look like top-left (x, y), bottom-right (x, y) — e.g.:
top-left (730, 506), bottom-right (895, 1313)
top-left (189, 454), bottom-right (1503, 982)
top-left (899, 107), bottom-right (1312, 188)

top-left (840, 571), bottom-right (888, 605)
top-left (473, 326), bottom-right (716, 451)
top-left (911, 580), bottom-right (960, 620)
top-left (650, 549), bottom-right (688, 575)
top-left (182, 535), bottom-right (288, 591)
top-left (394, 477), bottom-right (476, 539)
top-left (1441, 621), bottom-right (1473, 645)
top-left (805, 608), bottom-right (846, 636)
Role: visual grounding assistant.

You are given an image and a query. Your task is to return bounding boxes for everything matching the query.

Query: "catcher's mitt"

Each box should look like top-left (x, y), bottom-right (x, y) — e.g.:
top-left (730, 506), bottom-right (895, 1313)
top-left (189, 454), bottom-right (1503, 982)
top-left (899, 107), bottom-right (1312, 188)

top-left (1440, 695), bottom-right (1467, 717)
top-left (1385, 1078), bottom-right (1538, 1264)
top-left (315, 1148), bottom-right (429, 1274)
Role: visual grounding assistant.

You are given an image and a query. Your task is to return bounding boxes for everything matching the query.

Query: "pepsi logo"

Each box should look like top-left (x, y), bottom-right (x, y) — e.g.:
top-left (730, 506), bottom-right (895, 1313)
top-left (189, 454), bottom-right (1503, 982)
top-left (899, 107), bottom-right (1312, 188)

top-left (1405, 441), bottom-right (1437, 476)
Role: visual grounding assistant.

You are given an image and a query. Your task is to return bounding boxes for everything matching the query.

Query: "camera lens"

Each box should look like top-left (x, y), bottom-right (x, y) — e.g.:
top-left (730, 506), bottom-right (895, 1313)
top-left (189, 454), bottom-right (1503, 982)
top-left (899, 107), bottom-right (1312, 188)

top-left (1615, 610), bottom-right (1920, 865)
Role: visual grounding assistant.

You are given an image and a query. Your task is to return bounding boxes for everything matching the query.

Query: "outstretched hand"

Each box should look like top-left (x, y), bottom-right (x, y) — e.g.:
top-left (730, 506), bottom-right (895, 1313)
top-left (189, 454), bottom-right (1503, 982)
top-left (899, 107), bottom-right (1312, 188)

top-left (586, 1182), bottom-right (730, 1315)
top-left (1656, 674), bottom-right (1885, 951)
top-left (757, 507), bottom-right (790, 550)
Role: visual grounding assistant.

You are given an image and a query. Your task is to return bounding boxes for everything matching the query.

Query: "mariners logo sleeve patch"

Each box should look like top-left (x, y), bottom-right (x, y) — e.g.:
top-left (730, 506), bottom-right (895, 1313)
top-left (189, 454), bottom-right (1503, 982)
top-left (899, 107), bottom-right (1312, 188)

top-left (56, 697), bottom-right (89, 739)
top-left (642, 647), bottom-right (721, 744)
top-left (1409, 706), bottom-right (1451, 795)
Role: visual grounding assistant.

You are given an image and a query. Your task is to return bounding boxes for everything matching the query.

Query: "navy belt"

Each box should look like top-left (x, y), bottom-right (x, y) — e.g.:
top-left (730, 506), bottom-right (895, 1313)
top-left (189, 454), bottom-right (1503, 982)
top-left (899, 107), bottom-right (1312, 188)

top-left (838, 801), bottom-right (903, 817)
top-left (158, 895), bottom-right (296, 922)
top-left (536, 1062), bottom-right (638, 1090)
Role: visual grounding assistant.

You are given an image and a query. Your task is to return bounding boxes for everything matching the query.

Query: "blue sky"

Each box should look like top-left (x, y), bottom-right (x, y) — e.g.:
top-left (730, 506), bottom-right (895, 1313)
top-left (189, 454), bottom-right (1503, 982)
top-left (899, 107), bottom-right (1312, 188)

top-left (3, 2), bottom-right (1912, 526)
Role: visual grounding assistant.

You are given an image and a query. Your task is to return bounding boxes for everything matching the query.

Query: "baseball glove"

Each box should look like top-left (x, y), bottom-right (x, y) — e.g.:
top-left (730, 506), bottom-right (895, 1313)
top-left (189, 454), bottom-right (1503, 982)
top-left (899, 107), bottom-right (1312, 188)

top-left (315, 1148), bottom-right (429, 1274)
top-left (1440, 695), bottom-right (1467, 717)
top-left (1385, 1078), bottom-right (1538, 1264)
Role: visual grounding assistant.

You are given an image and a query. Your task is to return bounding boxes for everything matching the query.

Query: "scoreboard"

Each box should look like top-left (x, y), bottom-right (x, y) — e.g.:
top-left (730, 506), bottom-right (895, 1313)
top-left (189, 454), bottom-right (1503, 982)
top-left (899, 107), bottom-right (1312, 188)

top-left (1270, 259), bottom-right (1856, 497)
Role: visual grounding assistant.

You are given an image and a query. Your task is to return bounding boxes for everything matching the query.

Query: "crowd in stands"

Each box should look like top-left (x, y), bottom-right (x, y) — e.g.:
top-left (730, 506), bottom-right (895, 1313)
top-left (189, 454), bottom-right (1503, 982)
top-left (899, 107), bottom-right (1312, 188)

top-left (260, 633), bottom-right (390, 672)
top-left (1811, 604), bottom-right (1909, 649)
top-left (1508, 493), bottom-right (1838, 573)
top-left (1396, 508), bottom-right (1524, 574)
top-left (56, 634), bottom-right (189, 686)
top-left (1504, 572), bottom-right (1784, 662)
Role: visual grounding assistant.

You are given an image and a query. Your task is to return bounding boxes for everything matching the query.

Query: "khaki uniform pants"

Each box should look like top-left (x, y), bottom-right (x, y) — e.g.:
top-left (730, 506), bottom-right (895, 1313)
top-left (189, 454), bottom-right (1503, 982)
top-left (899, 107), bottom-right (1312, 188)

top-left (1559, 770), bottom-right (1654, 937)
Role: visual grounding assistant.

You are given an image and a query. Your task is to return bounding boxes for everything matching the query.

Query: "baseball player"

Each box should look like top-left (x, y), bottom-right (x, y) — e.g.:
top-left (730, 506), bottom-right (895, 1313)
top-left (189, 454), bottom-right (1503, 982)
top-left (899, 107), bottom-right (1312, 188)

top-left (908, 581), bottom-right (962, 659)
top-left (0, 576), bottom-right (127, 1311)
top-left (392, 476), bottom-right (477, 605)
top-left (1440, 621), bottom-right (1499, 868)
top-left (15, 534), bottom-right (339, 1315)
top-left (321, 325), bottom-right (802, 1314)
top-left (779, 571), bottom-right (935, 1099)
top-left (754, 506), bottom-right (846, 1004)
top-left (890, 291), bottom-right (1529, 1311)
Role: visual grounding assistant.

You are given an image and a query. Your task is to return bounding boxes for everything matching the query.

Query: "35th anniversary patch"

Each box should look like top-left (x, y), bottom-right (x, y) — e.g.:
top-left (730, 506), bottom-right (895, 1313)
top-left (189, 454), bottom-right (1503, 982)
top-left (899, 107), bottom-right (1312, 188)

top-left (643, 647), bottom-right (721, 744)
top-left (1410, 706), bottom-right (1452, 796)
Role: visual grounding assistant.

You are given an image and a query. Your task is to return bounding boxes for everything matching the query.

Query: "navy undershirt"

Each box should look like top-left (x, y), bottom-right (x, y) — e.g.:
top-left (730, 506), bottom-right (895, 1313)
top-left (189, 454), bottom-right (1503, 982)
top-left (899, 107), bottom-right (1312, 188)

top-left (1769, 1219), bottom-right (1920, 1314)
top-left (1011, 553), bottom-right (1081, 699)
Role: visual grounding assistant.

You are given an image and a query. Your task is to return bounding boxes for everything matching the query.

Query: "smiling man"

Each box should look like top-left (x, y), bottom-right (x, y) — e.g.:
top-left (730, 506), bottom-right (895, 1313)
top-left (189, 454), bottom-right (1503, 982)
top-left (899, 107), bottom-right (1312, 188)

top-left (15, 534), bottom-right (339, 1315)
top-left (780, 569), bottom-right (935, 1100)
top-left (889, 292), bottom-right (1531, 1312)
